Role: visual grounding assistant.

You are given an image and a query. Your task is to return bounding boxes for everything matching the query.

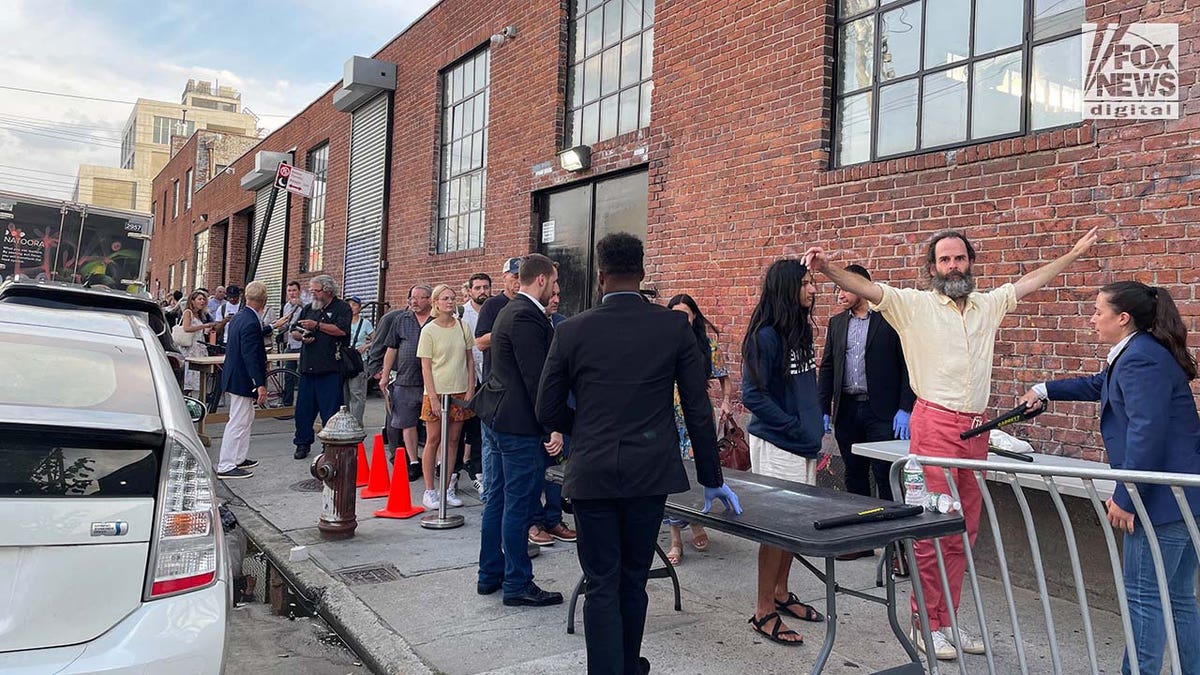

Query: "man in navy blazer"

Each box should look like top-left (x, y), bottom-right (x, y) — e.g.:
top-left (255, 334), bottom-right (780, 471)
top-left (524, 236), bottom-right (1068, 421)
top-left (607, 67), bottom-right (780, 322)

top-left (217, 281), bottom-right (269, 479)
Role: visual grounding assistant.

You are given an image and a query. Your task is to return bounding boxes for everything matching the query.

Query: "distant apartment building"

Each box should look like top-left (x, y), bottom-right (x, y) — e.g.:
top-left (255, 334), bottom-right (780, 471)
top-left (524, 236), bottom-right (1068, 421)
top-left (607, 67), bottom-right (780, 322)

top-left (74, 80), bottom-right (260, 212)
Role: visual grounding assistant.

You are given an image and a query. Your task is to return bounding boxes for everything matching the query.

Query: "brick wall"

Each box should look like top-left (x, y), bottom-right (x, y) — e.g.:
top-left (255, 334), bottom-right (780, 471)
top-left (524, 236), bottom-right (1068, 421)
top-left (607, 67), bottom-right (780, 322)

top-left (146, 0), bottom-right (1200, 461)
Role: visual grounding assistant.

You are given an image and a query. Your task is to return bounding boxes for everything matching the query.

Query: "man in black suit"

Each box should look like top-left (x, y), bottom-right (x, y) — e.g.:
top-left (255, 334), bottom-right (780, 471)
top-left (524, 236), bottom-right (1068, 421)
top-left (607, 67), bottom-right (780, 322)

top-left (537, 233), bottom-right (741, 675)
top-left (470, 253), bottom-right (564, 607)
top-left (818, 263), bottom-right (916, 509)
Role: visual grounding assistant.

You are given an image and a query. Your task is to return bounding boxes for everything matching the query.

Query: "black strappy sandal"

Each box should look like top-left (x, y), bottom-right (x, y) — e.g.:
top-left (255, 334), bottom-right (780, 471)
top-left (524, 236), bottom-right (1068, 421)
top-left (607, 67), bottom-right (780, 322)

top-left (775, 592), bottom-right (825, 622)
top-left (748, 611), bottom-right (805, 646)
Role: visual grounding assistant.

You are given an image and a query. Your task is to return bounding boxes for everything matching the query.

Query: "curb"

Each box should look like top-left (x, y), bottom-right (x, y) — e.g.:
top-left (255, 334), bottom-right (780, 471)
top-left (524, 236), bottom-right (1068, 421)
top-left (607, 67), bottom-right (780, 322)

top-left (226, 500), bottom-right (434, 675)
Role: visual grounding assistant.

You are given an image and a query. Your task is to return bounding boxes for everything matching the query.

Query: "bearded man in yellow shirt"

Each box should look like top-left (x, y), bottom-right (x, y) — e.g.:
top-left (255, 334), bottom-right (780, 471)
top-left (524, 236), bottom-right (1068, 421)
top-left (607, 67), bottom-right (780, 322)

top-left (804, 226), bottom-right (1099, 660)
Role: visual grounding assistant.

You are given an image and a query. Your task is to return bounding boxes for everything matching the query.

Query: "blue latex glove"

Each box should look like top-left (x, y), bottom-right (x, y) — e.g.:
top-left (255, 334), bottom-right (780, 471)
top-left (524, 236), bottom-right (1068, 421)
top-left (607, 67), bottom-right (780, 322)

top-left (893, 409), bottom-right (911, 440)
top-left (702, 483), bottom-right (743, 515)
top-left (823, 414), bottom-right (832, 434)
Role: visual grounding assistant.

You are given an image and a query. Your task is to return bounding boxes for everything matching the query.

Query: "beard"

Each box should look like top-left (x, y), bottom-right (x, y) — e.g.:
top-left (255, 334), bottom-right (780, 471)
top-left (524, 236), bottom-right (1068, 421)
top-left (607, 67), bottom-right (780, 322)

top-left (311, 297), bottom-right (326, 310)
top-left (474, 293), bottom-right (489, 305)
top-left (931, 270), bottom-right (976, 299)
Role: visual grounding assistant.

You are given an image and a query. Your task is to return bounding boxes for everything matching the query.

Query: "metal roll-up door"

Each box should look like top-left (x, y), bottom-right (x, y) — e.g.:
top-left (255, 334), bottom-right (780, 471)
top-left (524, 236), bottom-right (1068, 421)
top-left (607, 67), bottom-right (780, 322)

top-left (251, 186), bottom-right (288, 306)
top-left (343, 94), bottom-right (389, 303)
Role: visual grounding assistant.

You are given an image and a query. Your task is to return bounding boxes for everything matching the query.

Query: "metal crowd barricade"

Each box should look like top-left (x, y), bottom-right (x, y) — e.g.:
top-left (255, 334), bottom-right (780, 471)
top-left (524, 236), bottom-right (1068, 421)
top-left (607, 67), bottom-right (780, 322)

top-left (890, 455), bottom-right (1200, 675)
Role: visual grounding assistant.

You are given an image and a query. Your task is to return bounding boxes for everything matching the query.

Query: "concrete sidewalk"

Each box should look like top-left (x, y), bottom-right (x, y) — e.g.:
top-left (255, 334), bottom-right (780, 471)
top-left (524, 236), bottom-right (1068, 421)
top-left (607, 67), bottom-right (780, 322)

top-left (211, 399), bottom-right (1125, 675)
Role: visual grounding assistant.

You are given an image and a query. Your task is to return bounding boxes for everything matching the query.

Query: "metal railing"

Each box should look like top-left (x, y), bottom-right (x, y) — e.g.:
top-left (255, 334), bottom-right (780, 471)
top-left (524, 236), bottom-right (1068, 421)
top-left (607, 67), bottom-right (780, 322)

top-left (890, 455), bottom-right (1200, 675)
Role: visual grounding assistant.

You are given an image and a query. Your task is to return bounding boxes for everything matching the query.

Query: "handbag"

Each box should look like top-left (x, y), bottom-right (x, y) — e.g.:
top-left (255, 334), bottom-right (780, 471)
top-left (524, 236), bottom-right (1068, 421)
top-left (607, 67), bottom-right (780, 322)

top-left (171, 323), bottom-right (196, 348)
top-left (717, 417), bottom-right (751, 471)
top-left (338, 320), bottom-right (365, 379)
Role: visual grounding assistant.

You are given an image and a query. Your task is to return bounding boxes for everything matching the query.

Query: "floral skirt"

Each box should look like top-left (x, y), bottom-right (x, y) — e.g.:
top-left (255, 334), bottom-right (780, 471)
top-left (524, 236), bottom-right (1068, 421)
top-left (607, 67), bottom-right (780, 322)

top-left (420, 392), bottom-right (476, 423)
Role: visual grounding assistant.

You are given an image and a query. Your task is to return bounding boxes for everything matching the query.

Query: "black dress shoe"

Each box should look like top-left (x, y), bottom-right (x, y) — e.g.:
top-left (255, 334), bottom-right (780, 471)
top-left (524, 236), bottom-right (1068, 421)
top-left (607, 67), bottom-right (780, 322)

top-left (835, 549), bottom-right (875, 561)
top-left (293, 445), bottom-right (310, 460)
top-left (639, 656), bottom-right (651, 674)
top-left (477, 581), bottom-right (502, 596)
top-left (502, 583), bottom-right (563, 607)
top-left (406, 462), bottom-right (422, 482)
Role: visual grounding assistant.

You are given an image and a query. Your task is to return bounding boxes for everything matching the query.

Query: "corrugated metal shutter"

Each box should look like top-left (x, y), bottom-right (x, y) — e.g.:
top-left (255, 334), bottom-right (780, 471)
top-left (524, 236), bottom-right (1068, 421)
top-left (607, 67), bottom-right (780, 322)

top-left (343, 94), bottom-right (389, 303)
top-left (251, 186), bottom-right (288, 306)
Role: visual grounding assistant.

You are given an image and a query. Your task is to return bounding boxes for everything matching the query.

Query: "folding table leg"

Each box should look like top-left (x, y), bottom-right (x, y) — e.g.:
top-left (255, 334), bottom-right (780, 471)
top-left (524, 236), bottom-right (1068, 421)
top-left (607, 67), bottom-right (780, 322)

top-left (811, 556), bottom-right (838, 675)
top-left (566, 573), bottom-right (586, 635)
top-left (651, 542), bottom-right (682, 611)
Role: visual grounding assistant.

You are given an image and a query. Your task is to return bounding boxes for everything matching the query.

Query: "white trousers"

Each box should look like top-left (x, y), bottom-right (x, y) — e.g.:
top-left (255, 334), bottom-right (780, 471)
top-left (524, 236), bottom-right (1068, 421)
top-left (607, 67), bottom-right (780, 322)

top-left (217, 393), bottom-right (255, 473)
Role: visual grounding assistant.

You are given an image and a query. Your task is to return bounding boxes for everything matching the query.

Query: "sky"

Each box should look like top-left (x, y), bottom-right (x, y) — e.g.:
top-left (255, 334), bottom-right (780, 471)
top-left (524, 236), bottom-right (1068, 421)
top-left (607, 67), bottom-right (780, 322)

top-left (0, 0), bottom-right (439, 202)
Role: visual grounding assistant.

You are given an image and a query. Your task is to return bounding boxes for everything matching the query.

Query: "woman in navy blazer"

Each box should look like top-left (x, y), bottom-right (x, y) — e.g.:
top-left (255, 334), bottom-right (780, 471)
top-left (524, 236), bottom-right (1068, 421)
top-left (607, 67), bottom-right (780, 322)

top-left (1021, 281), bottom-right (1200, 675)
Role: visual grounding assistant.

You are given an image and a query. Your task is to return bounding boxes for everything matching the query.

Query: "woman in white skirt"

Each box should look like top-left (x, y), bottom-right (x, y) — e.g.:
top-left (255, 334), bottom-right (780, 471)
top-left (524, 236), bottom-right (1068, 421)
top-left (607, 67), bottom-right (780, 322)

top-left (740, 258), bottom-right (826, 646)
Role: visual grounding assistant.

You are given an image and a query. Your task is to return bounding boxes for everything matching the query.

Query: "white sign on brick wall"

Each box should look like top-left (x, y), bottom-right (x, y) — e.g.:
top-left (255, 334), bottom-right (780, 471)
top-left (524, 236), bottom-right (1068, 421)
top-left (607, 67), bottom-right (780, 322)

top-left (1083, 23), bottom-right (1179, 120)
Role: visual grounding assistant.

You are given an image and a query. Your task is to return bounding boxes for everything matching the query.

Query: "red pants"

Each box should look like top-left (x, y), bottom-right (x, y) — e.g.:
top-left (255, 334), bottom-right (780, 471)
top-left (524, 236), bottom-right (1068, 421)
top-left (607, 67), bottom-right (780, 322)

top-left (907, 398), bottom-right (988, 630)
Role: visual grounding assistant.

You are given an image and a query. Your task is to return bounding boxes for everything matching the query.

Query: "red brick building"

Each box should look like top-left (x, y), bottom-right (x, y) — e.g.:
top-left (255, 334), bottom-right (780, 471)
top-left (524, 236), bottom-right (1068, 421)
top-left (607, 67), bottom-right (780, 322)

top-left (149, 0), bottom-right (1199, 460)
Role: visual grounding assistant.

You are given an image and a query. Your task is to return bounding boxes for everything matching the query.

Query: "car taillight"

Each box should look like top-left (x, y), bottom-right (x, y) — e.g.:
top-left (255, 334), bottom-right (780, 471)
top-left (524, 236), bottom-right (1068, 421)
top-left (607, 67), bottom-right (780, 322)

top-left (147, 438), bottom-right (218, 599)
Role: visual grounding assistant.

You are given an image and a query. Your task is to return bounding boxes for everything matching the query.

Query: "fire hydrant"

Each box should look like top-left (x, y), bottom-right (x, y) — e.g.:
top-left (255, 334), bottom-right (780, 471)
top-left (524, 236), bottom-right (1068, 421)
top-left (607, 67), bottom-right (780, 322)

top-left (311, 406), bottom-right (365, 540)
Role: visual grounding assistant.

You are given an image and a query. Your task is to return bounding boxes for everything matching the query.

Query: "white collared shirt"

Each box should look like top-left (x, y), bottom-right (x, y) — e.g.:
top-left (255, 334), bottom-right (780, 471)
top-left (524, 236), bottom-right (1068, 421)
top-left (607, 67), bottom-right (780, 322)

top-left (518, 290), bottom-right (546, 315)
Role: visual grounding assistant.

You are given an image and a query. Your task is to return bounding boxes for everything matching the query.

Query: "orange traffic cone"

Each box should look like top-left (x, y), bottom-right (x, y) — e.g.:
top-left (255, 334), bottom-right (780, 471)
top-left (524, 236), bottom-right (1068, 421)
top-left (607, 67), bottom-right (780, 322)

top-left (355, 440), bottom-right (371, 488)
top-left (360, 436), bottom-right (391, 499)
top-left (374, 455), bottom-right (424, 519)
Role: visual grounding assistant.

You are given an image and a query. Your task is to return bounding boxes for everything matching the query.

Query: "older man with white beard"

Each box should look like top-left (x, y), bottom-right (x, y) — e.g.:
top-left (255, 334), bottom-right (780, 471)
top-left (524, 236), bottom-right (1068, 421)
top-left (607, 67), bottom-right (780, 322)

top-left (804, 226), bottom-right (1099, 661)
top-left (290, 274), bottom-right (352, 460)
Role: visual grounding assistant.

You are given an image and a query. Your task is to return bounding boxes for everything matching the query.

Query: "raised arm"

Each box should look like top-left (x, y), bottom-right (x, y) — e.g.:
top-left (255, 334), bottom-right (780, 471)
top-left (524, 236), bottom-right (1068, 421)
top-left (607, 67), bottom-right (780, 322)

top-left (1013, 227), bottom-right (1099, 300)
top-left (803, 247), bottom-right (883, 305)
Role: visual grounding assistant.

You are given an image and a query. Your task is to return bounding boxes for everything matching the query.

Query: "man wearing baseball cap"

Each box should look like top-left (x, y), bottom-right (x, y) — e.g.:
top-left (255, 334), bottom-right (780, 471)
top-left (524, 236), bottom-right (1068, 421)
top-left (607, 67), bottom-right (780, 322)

top-left (473, 257), bottom-right (522, 503)
top-left (214, 284), bottom-right (243, 346)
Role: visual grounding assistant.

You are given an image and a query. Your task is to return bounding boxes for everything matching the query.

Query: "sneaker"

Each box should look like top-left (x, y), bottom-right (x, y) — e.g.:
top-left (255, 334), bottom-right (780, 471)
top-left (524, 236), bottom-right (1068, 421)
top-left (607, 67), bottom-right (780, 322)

top-left (913, 627), bottom-right (957, 660)
top-left (471, 475), bottom-right (485, 497)
top-left (528, 525), bottom-right (554, 546)
top-left (422, 489), bottom-right (440, 509)
top-left (445, 477), bottom-right (463, 508)
top-left (940, 626), bottom-right (985, 655)
top-left (407, 462), bottom-right (422, 482)
top-left (218, 467), bottom-right (254, 480)
top-left (545, 522), bottom-right (577, 543)
top-left (237, 459), bottom-right (258, 469)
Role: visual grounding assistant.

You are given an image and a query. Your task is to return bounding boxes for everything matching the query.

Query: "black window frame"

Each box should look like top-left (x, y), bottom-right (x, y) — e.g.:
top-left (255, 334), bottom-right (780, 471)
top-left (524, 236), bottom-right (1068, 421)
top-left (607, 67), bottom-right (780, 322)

top-left (435, 47), bottom-right (491, 254)
top-left (300, 142), bottom-right (329, 273)
top-left (832, 0), bottom-right (1084, 168)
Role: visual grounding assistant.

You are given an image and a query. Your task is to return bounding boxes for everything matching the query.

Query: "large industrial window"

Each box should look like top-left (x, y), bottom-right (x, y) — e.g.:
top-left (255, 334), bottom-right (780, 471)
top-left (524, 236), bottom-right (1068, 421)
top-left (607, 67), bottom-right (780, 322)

top-left (567, 0), bottom-right (655, 147)
top-left (184, 169), bottom-right (193, 210)
top-left (436, 49), bottom-right (490, 253)
top-left (172, 180), bottom-right (179, 218)
top-left (153, 116), bottom-right (195, 145)
top-left (833, 0), bottom-right (1083, 166)
top-left (300, 143), bottom-right (328, 273)
top-left (193, 229), bottom-right (209, 291)
top-left (167, 264), bottom-right (175, 293)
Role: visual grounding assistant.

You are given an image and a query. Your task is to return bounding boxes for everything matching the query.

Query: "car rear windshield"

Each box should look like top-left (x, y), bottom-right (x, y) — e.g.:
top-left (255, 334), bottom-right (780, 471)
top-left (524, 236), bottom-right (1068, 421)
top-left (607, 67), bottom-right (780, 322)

top-left (0, 332), bottom-right (157, 414)
top-left (0, 432), bottom-right (159, 497)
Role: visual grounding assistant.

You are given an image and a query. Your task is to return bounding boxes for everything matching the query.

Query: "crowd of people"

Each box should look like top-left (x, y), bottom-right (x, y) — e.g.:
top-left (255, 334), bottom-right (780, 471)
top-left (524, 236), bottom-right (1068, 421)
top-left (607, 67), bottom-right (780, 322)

top-left (159, 221), bottom-right (1200, 674)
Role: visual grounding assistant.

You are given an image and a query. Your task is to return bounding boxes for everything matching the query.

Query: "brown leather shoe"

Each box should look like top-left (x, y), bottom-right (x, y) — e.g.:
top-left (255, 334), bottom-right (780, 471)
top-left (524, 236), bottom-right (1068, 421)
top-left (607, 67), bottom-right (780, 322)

top-left (835, 549), bottom-right (875, 561)
top-left (528, 525), bottom-right (554, 547)
top-left (545, 522), bottom-right (577, 543)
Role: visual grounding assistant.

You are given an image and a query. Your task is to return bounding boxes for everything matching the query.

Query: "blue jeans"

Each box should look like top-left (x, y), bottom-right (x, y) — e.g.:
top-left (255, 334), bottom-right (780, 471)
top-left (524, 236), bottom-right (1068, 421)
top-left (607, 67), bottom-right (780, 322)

top-left (1123, 519), bottom-right (1200, 675)
top-left (478, 427), bottom-right (544, 597)
top-left (536, 435), bottom-right (569, 529)
top-left (293, 372), bottom-right (344, 447)
top-left (480, 422), bottom-right (497, 502)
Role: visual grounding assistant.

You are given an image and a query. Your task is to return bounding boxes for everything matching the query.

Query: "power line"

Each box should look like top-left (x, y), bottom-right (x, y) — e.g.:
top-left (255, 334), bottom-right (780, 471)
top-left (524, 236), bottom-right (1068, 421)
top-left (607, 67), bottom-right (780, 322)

top-left (0, 112), bottom-right (125, 133)
top-left (0, 84), bottom-right (293, 118)
top-left (0, 164), bottom-right (84, 178)
top-left (0, 124), bottom-right (122, 149)
top-left (0, 119), bottom-right (122, 144)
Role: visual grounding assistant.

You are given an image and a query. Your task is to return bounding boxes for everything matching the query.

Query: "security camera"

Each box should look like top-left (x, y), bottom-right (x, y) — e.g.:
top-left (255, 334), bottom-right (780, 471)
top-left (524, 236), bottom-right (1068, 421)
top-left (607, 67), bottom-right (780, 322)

top-left (490, 25), bottom-right (517, 45)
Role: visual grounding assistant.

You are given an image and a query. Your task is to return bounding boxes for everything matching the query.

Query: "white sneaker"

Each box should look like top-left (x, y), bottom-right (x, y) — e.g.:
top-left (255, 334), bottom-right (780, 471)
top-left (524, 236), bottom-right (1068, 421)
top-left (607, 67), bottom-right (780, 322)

top-left (422, 489), bottom-right (440, 509)
top-left (445, 478), bottom-right (463, 508)
top-left (913, 627), bottom-right (957, 660)
top-left (940, 626), bottom-right (985, 655)
top-left (471, 475), bottom-right (485, 497)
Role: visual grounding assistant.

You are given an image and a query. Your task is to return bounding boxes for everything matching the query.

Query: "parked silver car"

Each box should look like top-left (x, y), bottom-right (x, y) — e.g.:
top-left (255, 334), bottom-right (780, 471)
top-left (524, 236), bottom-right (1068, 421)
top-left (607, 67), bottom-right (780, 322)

top-left (0, 303), bottom-right (228, 673)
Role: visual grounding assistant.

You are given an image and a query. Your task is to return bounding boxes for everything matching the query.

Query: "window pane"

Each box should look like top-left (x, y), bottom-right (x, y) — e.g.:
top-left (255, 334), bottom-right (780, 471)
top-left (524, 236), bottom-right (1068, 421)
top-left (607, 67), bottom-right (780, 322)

top-left (584, 55), bottom-right (601, 103)
top-left (971, 50), bottom-right (1023, 138)
top-left (644, 0), bottom-right (654, 22)
top-left (586, 0), bottom-right (602, 9)
top-left (463, 60), bottom-right (475, 95)
top-left (921, 67), bottom-right (967, 146)
top-left (641, 28), bottom-right (654, 80)
top-left (1031, 35), bottom-right (1082, 130)
top-left (839, 16), bottom-right (875, 92)
top-left (639, 80), bottom-right (653, 128)
top-left (574, 15), bottom-right (586, 60)
top-left (572, 64), bottom-right (584, 107)
top-left (880, 2), bottom-right (921, 80)
top-left (471, 131), bottom-right (483, 169)
top-left (601, 45), bottom-right (620, 95)
top-left (451, 68), bottom-right (463, 103)
top-left (621, 37), bottom-right (642, 88)
top-left (974, 0), bottom-right (1023, 55)
top-left (603, 0), bottom-right (621, 48)
top-left (475, 94), bottom-right (487, 129)
top-left (924, 0), bottom-right (968, 67)
top-left (600, 94), bottom-right (619, 141)
top-left (571, 108), bottom-right (583, 146)
top-left (839, 0), bottom-right (874, 17)
top-left (1033, 0), bottom-right (1083, 40)
top-left (618, 87), bottom-right (639, 135)
top-left (835, 92), bottom-right (872, 165)
top-left (582, 102), bottom-right (600, 145)
top-left (623, 0), bottom-right (643, 36)
top-left (586, 9), bottom-right (603, 56)
top-left (877, 79), bottom-right (919, 156)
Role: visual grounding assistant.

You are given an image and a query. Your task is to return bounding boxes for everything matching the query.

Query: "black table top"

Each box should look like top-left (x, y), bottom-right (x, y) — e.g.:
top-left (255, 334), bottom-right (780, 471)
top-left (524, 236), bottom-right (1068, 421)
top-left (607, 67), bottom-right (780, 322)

top-left (547, 462), bottom-right (965, 558)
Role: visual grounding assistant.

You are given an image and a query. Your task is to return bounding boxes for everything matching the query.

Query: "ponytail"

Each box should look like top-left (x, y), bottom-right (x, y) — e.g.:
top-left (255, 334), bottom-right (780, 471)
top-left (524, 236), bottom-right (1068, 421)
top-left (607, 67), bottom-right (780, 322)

top-left (1102, 281), bottom-right (1197, 380)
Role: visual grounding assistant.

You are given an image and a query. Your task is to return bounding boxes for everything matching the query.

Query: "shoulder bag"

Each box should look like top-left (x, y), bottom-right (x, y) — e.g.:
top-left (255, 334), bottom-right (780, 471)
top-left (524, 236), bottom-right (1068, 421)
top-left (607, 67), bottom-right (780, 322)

top-left (717, 417), bottom-right (751, 471)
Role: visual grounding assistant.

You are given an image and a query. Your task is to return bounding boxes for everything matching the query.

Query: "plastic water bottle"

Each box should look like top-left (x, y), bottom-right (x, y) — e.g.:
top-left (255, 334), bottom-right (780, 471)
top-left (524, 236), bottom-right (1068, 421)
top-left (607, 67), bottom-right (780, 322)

top-left (903, 456), bottom-right (927, 507)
